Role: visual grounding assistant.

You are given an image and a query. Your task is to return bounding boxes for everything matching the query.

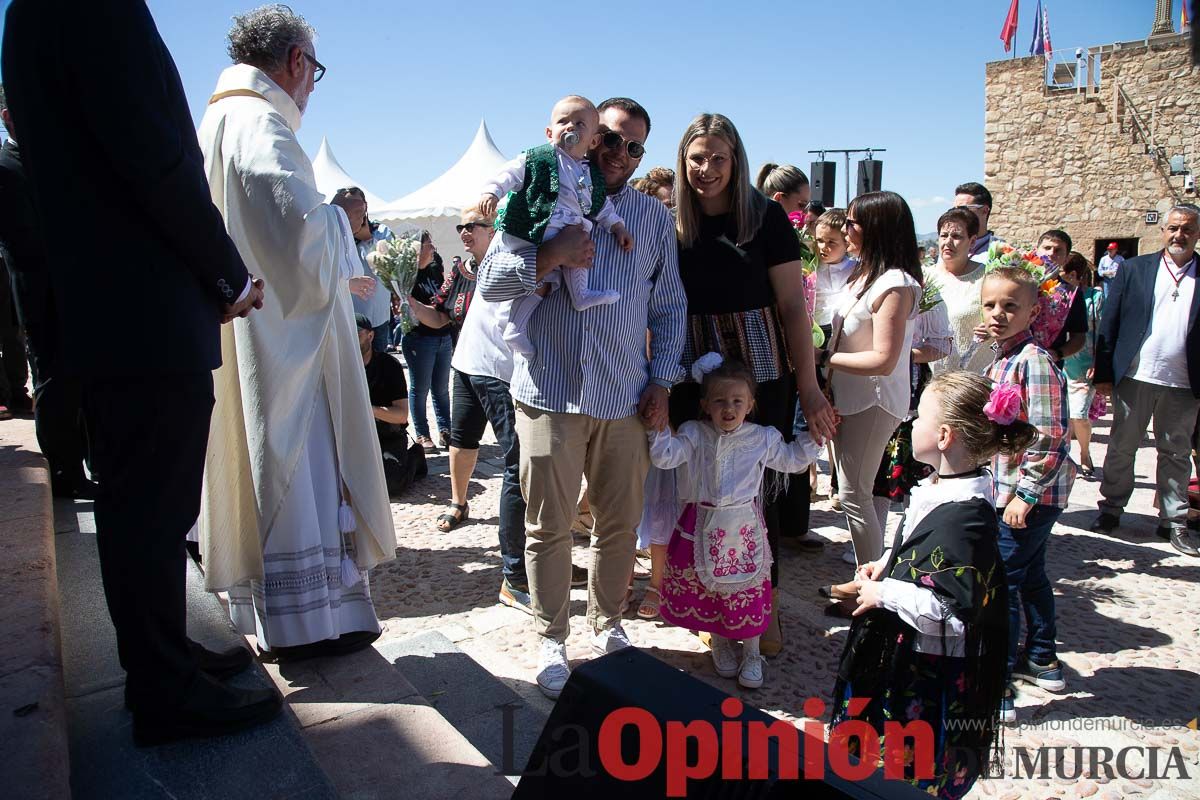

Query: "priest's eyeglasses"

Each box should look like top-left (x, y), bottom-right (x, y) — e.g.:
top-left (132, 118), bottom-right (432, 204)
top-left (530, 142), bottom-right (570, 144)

top-left (303, 52), bottom-right (326, 83)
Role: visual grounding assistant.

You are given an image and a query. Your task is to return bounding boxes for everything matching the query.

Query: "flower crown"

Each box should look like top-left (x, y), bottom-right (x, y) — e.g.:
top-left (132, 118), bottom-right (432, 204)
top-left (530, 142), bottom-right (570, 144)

top-left (983, 382), bottom-right (1023, 425)
top-left (982, 243), bottom-right (1059, 297)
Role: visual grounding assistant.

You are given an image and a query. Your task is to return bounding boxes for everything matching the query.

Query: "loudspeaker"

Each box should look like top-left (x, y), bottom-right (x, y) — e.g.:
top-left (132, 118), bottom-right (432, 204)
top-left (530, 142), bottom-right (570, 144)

top-left (856, 160), bottom-right (883, 196)
top-left (810, 161), bottom-right (837, 207)
top-left (512, 647), bottom-right (924, 799)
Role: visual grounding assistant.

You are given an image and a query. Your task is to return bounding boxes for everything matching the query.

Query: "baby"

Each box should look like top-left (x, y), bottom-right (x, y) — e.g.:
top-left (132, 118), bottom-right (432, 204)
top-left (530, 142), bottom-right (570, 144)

top-left (479, 95), bottom-right (634, 356)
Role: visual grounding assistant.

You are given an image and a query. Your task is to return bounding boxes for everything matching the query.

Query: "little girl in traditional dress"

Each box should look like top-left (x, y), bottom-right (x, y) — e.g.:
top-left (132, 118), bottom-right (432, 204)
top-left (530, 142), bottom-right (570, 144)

top-left (831, 371), bottom-right (1036, 799)
top-left (650, 353), bottom-right (818, 689)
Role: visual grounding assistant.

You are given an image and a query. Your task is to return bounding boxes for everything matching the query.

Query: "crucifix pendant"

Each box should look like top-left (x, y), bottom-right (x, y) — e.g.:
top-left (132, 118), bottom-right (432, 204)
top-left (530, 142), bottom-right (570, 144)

top-left (1172, 289), bottom-right (1180, 301)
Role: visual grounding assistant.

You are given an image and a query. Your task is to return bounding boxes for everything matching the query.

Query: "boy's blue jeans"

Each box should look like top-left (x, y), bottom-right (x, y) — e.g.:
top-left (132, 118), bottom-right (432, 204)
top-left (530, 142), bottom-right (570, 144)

top-left (997, 503), bottom-right (1063, 678)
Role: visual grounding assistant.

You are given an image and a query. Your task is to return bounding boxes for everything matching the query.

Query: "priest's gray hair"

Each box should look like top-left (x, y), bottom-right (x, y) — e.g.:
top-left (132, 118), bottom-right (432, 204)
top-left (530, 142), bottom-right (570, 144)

top-left (227, 4), bottom-right (315, 72)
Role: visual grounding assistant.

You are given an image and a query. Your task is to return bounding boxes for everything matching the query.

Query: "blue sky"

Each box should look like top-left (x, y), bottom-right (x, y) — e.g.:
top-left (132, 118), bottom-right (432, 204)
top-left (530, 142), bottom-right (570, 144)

top-left (1, 0), bottom-right (1164, 231)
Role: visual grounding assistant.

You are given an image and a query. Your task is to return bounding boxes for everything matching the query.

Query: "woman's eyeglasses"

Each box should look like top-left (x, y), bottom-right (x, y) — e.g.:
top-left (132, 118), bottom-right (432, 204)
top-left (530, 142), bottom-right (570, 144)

top-left (602, 131), bottom-right (645, 160)
top-left (844, 218), bottom-right (861, 230)
top-left (456, 222), bottom-right (490, 233)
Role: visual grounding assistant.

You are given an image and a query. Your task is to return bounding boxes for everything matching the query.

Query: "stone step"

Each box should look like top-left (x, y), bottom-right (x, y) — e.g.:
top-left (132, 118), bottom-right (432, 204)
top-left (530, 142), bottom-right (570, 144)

top-left (261, 629), bottom-right (520, 799)
top-left (55, 500), bottom-right (337, 799)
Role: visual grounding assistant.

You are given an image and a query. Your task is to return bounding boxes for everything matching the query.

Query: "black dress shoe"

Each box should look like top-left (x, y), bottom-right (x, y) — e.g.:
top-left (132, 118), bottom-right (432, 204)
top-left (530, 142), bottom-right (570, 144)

top-left (189, 640), bottom-right (254, 680)
top-left (1089, 512), bottom-right (1120, 534)
top-left (131, 673), bottom-right (282, 747)
top-left (1170, 528), bottom-right (1200, 557)
top-left (51, 477), bottom-right (98, 500)
top-left (265, 630), bottom-right (381, 663)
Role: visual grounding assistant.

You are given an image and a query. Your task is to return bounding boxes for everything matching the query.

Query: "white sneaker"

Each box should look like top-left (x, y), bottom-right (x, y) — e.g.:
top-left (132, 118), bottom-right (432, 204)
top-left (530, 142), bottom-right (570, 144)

top-left (590, 623), bottom-right (633, 657)
top-left (738, 653), bottom-right (764, 689)
top-left (842, 547), bottom-right (858, 565)
top-left (710, 636), bottom-right (739, 678)
top-left (536, 638), bottom-right (571, 699)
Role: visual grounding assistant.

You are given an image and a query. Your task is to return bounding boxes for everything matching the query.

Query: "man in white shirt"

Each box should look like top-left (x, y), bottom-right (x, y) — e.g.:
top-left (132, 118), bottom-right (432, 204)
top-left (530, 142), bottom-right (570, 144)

top-left (1091, 205), bottom-right (1200, 556)
top-left (954, 181), bottom-right (1005, 264)
top-left (1097, 242), bottom-right (1125, 300)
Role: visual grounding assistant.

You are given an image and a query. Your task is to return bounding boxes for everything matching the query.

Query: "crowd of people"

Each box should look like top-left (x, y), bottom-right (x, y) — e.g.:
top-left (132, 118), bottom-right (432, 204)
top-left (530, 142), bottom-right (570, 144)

top-left (1, 2), bottom-right (1198, 796)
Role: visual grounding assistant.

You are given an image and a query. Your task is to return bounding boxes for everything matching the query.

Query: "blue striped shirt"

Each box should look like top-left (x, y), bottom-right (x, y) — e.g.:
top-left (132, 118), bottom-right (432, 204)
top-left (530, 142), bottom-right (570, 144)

top-left (478, 185), bottom-right (686, 419)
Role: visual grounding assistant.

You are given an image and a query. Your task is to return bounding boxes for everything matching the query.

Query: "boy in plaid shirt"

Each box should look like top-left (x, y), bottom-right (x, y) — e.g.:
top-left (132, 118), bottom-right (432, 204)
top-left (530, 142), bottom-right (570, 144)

top-left (982, 266), bottom-right (1077, 722)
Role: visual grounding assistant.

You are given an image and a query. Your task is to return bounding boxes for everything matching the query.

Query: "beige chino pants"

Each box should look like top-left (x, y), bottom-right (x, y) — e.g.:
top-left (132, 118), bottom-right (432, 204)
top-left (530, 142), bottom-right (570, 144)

top-left (516, 403), bottom-right (649, 643)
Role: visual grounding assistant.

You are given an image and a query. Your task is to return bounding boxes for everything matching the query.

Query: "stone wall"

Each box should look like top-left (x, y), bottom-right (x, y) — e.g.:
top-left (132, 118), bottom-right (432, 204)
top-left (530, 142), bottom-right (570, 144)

top-left (984, 34), bottom-right (1197, 258)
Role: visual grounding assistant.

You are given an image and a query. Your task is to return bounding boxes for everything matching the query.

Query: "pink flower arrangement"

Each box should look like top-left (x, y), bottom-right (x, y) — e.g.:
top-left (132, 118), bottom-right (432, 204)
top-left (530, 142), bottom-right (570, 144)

top-left (983, 382), bottom-right (1023, 425)
top-left (788, 210), bottom-right (809, 230)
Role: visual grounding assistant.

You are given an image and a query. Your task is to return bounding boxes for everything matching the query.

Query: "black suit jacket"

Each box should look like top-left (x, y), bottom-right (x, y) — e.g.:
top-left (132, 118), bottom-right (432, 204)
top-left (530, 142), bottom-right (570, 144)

top-left (0, 139), bottom-right (57, 384)
top-left (1, 0), bottom-right (249, 378)
top-left (1093, 250), bottom-right (1200, 398)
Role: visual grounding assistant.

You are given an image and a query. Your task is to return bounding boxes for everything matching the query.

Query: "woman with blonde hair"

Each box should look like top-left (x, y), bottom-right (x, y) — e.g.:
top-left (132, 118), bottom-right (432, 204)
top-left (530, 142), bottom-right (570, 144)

top-left (666, 113), bottom-right (834, 656)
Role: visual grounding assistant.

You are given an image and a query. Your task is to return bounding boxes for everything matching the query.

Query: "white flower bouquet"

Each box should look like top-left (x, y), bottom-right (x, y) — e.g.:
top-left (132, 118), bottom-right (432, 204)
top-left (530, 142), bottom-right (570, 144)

top-left (366, 236), bottom-right (421, 334)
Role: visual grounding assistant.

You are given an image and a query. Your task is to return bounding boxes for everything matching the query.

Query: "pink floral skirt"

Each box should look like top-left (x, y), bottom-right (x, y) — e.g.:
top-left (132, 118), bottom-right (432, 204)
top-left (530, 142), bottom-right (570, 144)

top-left (659, 503), bottom-right (771, 639)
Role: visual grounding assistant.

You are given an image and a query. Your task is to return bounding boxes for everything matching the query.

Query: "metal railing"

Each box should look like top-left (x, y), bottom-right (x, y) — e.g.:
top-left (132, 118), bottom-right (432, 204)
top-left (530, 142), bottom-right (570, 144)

top-left (1043, 45), bottom-right (1103, 92)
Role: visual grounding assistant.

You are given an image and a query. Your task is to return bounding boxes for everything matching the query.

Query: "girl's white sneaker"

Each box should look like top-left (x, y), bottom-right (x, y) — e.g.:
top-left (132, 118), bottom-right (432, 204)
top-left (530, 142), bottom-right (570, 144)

top-left (738, 653), bottom-right (764, 689)
top-left (710, 636), bottom-right (739, 678)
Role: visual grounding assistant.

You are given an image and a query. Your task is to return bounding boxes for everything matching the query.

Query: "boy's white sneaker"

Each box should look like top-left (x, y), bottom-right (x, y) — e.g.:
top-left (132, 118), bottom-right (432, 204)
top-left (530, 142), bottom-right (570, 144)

top-left (536, 638), bottom-right (571, 699)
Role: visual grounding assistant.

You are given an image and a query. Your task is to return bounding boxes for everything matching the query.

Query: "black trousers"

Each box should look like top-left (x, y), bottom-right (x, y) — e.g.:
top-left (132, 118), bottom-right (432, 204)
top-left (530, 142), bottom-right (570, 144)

top-left (0, 271), bottom-right (28, 406)
top-left (83, 372), bottom-right (213, 709)
top-left (669, 373), bottom-right (810, 586)
top-left (34, 373), bottom-right (89, 487)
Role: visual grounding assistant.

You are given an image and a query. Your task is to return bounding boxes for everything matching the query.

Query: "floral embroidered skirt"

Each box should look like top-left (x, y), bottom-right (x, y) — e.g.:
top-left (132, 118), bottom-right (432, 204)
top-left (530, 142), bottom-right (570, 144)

top-left (659, 503), bottom-right (771, 639)
top-left (832, 652), bottom-right (982, 800)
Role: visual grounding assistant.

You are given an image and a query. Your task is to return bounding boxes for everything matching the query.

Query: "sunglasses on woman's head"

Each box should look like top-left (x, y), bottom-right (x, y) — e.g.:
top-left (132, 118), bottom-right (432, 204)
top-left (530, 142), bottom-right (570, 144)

top-left (456, 222), bottom-right (490, 233)
top-left (602, 131), bottom-right (645, 160)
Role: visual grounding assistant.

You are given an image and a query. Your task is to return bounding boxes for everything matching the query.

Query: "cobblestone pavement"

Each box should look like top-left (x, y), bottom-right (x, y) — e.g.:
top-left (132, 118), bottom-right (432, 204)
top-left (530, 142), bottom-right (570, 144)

top-left (370, 414), bottom-right (1200, 799)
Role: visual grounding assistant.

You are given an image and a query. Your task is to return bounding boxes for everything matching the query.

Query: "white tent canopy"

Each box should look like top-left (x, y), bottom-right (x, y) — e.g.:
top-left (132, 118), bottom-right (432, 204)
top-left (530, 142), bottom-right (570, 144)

top-left (370, 120), bottom-right (510, 261)
top-left (311, 137), bottom-right (389, 209)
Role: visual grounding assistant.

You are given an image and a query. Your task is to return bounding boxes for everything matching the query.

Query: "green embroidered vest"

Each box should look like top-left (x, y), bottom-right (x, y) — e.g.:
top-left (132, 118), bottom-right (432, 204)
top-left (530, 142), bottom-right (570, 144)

top-left (495, 142), bottom-right (608, 245)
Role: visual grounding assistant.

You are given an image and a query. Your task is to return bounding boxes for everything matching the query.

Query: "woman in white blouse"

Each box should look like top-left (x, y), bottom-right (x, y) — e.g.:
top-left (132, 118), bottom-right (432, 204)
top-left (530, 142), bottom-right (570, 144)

top-left (928, 207), bottom-right (992, 375)
top-left (819, 191), bottom-right (923, 567)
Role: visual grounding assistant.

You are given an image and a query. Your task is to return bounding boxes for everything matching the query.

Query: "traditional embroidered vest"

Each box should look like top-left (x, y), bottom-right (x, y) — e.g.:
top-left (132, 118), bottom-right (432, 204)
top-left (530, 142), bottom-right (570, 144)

top-left (495, 142), bottom-right (608, 245)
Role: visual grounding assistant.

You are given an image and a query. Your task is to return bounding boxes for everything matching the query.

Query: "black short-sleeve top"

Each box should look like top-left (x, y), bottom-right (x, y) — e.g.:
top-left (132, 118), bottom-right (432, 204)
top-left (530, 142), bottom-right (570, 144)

top-left (677, 199), bottom-right (802, 383)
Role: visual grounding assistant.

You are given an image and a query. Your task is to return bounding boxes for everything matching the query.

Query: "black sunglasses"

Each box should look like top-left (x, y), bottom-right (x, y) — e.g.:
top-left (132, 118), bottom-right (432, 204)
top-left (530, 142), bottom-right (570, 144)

top-left (456, 222), bottom-right (491, 233)
top-left (303, 52), bottom-right (326, 83)
top-left (602, 131), bottom-right (645, 160)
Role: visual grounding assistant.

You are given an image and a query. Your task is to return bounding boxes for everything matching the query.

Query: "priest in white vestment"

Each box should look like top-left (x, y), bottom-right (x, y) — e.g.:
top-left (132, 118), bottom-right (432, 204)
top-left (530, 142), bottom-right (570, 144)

top-left (196, 7), bottom-right (395, 657)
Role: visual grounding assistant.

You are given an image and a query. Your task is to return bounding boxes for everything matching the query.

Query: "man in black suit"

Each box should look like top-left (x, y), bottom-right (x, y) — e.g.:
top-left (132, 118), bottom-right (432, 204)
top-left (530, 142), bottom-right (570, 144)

top-left (0, 86), bottom-right (94, 498)
top-left (1091, 204), bottom-right (1200, 556)
top-left (2, 0), bottom-right (279, 744)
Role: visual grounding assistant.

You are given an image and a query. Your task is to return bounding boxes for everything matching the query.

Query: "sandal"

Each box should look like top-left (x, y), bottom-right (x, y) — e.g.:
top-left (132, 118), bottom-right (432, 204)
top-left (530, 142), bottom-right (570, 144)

top-left (633, 549), bottom-right (652, 581)
top-left (436, 502), bottom-right (468, 532)
top-left (637, 586), bottom-right (661, 620)
top-left (1079, 462), bottom-right (1095, 478)
top-left (419, 436), bottom-right (438, 453)
top-left (619, 584), bottom-right (635, 616)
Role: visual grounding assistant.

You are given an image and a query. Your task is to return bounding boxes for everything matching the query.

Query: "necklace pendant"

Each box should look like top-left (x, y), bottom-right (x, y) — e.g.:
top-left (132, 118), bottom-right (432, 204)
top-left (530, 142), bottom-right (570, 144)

top-left (1172, 289), bottom-right (1180, 301)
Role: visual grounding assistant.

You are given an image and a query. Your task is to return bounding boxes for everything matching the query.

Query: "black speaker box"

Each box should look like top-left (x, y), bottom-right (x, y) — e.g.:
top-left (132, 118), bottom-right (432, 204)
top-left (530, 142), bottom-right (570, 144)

top-left (810, 161), bottom-right (837, 208)
top-left (856, 160), bottom-right (883, 197)
top-left (512, 647), bottom-right (928, 799)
